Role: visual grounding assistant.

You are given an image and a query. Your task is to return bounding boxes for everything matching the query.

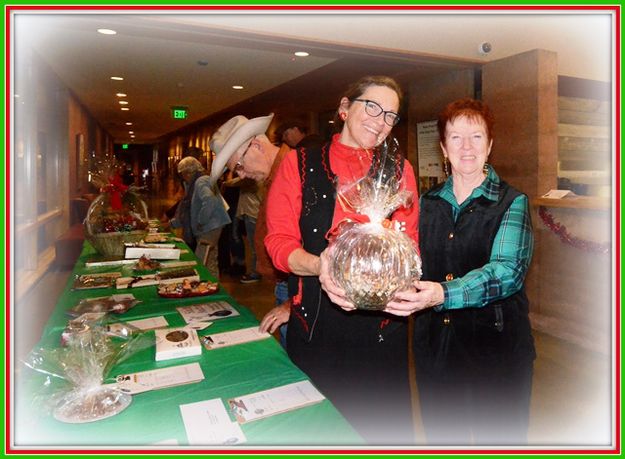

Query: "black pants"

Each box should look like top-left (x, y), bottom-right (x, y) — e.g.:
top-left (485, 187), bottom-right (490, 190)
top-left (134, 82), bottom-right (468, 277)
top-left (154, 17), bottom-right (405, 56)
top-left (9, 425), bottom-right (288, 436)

top-left (414, 304), bottom-right (535, 445)
top-left (288, 308), bottom-right (414, 445)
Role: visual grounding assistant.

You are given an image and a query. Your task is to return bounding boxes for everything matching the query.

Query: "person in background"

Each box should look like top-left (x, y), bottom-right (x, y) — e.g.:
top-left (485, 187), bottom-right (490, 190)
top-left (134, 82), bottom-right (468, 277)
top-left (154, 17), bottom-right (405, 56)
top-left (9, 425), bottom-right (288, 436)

top-left (162, 146), bottom-right (207, 222)
top-left (169, 156), bottom-right (230, 278)
top-left (229, 176), bottom-right (263, 283)
top-left (399, 98), bottom-right (536, 445)
top-left (264, 75), bottom-right (420, 444)
top-left (219, 170), bottom-right (246, 276)
top-left (121, 162), bottom-right (135, 186)
top-left (278, 119), bottom-right (324, 149)
top-left (208, 114), bottom-right (292, 340)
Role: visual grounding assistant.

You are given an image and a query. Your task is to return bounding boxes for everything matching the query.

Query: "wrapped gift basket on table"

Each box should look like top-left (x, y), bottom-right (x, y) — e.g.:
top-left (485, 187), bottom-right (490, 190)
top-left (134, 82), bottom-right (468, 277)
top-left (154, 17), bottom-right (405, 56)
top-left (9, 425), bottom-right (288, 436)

top-left (84, 164), bottom-right (149, 258)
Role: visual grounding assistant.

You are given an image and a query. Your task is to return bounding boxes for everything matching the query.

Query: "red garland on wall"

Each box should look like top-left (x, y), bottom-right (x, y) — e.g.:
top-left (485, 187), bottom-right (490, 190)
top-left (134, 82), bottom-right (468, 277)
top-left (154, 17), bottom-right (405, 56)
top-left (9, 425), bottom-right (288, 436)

top-left (538, 206), bottom-right (610, 254)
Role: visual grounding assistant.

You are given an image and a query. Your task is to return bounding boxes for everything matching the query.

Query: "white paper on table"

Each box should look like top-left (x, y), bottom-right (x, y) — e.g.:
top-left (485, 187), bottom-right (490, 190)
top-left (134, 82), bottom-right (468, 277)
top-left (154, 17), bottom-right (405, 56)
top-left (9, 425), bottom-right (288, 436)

top-left (108, 316), bottom-right (169, 334)
top-left (180, 398), bottom-right (246, 445)
top-left (177, 301), bottom-right (240, 324)
top-left (201, 326), bottom-right (270, 350)
top-left (228, 380), bottom-right (325, 424)
top-left (114, 362), bottom-right (204, 394)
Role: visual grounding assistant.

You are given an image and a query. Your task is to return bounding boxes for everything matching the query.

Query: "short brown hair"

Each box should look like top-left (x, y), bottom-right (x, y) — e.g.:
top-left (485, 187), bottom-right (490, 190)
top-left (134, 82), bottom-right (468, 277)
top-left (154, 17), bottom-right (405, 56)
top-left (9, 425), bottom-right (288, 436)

top-left (437, 98), bottom-right (494, 145)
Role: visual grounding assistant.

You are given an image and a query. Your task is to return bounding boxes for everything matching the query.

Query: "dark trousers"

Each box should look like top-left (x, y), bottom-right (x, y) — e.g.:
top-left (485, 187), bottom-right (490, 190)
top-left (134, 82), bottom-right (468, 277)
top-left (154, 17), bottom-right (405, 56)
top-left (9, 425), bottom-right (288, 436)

top-left (417, 359), bottom-right (533, 445)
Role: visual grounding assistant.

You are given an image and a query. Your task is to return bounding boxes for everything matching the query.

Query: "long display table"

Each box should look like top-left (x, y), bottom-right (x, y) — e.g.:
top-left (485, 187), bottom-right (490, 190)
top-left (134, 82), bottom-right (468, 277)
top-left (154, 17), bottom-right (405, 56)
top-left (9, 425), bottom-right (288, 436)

top-left (15, 240), bottom-right (362, 447)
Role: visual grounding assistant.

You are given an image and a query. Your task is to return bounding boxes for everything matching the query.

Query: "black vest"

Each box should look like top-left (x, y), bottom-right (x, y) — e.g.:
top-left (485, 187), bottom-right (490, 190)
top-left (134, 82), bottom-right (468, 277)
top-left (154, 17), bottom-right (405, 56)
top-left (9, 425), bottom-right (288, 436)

top-left (414, 180), bottom-right (536, 379)
top-left (287, 142), bottom-right (408, 345)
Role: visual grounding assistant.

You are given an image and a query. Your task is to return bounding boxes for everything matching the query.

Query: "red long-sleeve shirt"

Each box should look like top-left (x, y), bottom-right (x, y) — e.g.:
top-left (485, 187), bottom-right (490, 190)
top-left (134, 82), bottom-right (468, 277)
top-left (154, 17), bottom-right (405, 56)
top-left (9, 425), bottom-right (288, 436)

top-left (265, 135), bottom-right (419, 273)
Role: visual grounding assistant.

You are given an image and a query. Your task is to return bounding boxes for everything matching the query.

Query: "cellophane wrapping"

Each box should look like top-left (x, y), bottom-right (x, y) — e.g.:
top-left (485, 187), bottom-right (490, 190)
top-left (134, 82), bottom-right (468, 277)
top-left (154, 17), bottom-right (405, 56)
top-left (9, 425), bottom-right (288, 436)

top-left (22, 314), bottom-right (151, 423)
top-left (85, 156), bottom-right (149, 256)
top-left (329, 137), bottom-right (422, 310)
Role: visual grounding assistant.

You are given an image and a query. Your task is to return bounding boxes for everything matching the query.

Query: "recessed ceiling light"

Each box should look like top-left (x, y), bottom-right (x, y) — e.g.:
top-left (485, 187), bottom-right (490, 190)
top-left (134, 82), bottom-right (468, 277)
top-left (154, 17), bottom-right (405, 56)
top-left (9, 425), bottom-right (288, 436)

top-left (128, 131), bottom-right (134, 134)
top-left (294, 51), bottom-right (310, 57)
top-left (119, 100), bottom-right (129, 105)
top-left (130, 135), bottom-right (135, 138)
top-left (125, 122), bottom-right (133, 126)
top-left (121, 107), bottom-right (130, 111)
top-left (110, 76), bottom-right (124, 81)
top-left (328, 120), bottom-right (334, 124)
top-left (97, 28), bottom-right (117, 35)
top-left (116, 93), bottom-right (127, 97)
top-left (232, 85), bottom-right (244, 90)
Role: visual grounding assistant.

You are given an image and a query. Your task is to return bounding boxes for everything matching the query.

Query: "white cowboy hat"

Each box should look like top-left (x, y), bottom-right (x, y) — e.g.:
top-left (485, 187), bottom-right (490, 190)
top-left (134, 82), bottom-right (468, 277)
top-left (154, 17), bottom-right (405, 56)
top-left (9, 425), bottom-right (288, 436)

top-left (209, 113), bottom-right (274, 181)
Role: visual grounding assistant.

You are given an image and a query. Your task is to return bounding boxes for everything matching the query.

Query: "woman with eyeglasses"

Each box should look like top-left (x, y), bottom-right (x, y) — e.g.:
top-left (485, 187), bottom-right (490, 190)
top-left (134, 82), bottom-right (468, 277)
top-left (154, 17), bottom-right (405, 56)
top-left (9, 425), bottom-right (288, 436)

top-left (400, 98), bottom-right (536, 444)
top-left (264, 76), bottom-right (420, 444)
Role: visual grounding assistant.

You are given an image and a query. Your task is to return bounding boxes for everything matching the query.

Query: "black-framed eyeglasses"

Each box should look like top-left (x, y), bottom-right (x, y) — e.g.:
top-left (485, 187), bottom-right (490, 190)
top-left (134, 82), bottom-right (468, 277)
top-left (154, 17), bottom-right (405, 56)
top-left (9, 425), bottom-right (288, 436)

top-left (352, 99), bottom-right (400, 126)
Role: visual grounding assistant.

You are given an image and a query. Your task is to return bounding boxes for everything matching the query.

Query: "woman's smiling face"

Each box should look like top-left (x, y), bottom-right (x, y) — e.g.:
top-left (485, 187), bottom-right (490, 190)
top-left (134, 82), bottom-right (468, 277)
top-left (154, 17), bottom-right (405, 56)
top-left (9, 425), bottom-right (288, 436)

top-left (442, 115), bottom-right (492, 178)
top-left (339, 85), bottom-right (399, 150)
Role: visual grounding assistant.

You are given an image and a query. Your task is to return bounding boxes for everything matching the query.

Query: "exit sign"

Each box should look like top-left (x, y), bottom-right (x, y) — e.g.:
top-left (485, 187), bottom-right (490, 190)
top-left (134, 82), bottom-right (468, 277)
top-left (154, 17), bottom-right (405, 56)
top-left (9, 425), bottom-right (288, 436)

top-left (122, 144), bottom-right (129, 150)
top-left (171, 107), bottom-right (188, 120)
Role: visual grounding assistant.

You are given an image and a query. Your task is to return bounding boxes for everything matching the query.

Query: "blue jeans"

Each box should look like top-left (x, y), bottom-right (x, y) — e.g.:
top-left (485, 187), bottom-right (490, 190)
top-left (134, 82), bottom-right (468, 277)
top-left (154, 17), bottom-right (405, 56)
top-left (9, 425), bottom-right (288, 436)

top-left (274, 280), bottom-right (288, 348)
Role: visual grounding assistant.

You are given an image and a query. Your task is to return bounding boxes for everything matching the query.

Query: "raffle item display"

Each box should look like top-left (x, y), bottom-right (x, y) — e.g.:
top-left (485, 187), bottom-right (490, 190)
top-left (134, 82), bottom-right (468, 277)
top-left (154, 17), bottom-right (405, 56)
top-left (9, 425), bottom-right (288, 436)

top-left (72, 272), bottom-right (122, 290)
top-left (158, 280), bottom-right (219, 298)
top-left (329, 138), bottom-right (422, 310)
top-left (155, 327), bottom-right (202, 361)
top-left (116, 268), bottom-right (199, 289)
top-left (24, 315), bottom-right (152, 423)
top-left (84, 158), bottom-right (149, 257)
top-left (68, 294), bottom-right (140, 317)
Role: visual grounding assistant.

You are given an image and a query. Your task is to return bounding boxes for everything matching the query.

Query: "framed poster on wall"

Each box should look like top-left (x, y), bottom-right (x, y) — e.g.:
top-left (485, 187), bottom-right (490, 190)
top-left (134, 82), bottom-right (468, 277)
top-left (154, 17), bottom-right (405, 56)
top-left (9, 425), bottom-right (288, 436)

top-left (416, 121), bottom-right (445, 195)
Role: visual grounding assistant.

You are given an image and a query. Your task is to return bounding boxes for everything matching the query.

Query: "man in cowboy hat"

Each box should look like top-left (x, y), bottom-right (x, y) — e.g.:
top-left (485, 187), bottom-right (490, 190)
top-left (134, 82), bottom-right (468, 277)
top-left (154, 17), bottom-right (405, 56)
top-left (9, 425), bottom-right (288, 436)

top-left (210, 113), bottom-right (292, 343)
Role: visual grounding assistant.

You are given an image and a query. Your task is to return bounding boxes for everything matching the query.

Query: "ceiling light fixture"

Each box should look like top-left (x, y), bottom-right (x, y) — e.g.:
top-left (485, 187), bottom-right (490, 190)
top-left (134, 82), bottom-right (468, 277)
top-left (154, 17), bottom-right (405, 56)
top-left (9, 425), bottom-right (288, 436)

top-left (232, 85), bottom-right (244, 90)
top-left (128, 131), bottom-right (134, 134)
top-left (294, 51), bottom-right (310, 57)
top-left (110, 76), bottom-right (124, 81)
top-left (97, 28), bottom-right (117, 35)
top-left (116, 93), bottom-right (127, 97)
top-left (125, 122), bottom-right (133, 126)
top-left (119, 100), bottom-right (129, 105)
top-left (121, 107), bottom-right (130, 111)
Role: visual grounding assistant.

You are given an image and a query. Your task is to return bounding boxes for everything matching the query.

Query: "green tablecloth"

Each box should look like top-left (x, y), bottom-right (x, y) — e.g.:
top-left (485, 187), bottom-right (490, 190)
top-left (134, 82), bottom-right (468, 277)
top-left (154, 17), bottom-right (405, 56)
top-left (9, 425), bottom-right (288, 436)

top-left (16, 241), bottom-right (362, 447)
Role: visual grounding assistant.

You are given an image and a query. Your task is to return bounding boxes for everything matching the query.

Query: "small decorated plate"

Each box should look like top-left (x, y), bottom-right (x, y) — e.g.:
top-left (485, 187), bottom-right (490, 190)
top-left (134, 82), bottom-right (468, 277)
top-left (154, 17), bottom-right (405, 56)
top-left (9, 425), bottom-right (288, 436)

top-left (157, 280), bottom-right (219, 298)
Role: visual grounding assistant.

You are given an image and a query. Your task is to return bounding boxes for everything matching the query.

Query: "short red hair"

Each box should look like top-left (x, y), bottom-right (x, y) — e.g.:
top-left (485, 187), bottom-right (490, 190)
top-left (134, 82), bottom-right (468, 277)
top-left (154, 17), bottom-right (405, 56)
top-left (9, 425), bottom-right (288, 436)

top-left (437, 98), bottom-right (494, 145)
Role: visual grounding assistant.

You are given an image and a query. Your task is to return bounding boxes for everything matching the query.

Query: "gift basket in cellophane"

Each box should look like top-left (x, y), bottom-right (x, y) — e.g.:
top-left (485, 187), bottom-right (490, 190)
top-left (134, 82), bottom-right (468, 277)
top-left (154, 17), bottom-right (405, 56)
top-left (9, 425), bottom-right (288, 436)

top-left (328, 137), bottom-right (422, 311)
top-left (84, 157), bottom-right (149, 257)
top-left (22, 314), bottom-right (151, 424)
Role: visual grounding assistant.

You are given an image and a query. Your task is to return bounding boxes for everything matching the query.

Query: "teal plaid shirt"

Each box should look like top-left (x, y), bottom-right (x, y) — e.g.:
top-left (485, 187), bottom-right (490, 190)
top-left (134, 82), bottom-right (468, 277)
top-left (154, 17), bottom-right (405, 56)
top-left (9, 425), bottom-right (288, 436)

top-left (428, 168), bottom-right (534, 310)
